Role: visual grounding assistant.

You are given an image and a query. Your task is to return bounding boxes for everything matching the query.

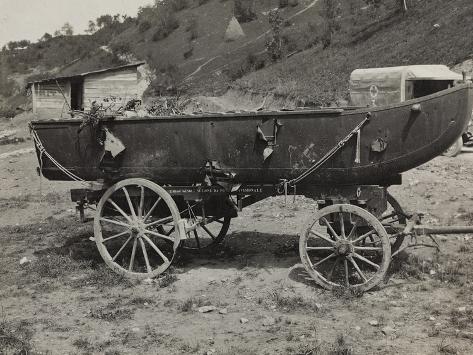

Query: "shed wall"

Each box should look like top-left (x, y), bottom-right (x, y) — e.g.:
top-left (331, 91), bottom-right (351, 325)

top-left (83, 69), bottom-right (138, 111)
top-left (34, 82), bottom-right (71, 119)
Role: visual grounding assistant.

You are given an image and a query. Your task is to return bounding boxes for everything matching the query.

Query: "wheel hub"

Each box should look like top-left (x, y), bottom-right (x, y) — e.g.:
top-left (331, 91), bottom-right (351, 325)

top-left (335, 241), bottom-right (353, 256)
top-left (130, 220), bottom-right (146, 236)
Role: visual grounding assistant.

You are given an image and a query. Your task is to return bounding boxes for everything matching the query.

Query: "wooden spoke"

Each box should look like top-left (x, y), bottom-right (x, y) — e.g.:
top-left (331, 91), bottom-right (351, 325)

top-left (347, 221), bottom-right (358, 240)
top-left (353, 253), bottom-right (380, 270)
top-left (112, 235), bottom-right (133, 262)
top-left (344, 259), bottom-right (349, 287)
top-left (144, 229), bottom-right (175, 243)
top-left (103, 230), bottom-right (129, 243)
top-left (100, 217), bottom-right (131, 229)
top-left (146, 215), bottom-right (173, 228)
top-left (327, 257), bottom-right (340, 281)
top-left (215, 219), bottom-right (224, 224)
top-left (142, 235), bottom-right (170, 264)
top-left (351, 229), bottom-right (376, 245)
top-left (139, 238), bottom-right (152, 273)
top-left (321, 217), bottom-right (341, 240)
top-left (349, 256), bottom-right (368, 282)
top-left (122, 187), bottom-right (137, 219)
top-left (129, 238), bottom-right (138, 271)
top-left (107, 199), bottom-right (133, 223)
top-left (314, 253), bottom-right (336, 267)
top-left (306, 246), bottom-right (334, 251)
top-left (354, 246), bottom-right (383, 251)
top-left (339, 213), bottom-right (346, 239)
top-left (309, 230), bottom-right (337, 245)
top-left (138, 186), bottom-right (145, 218)
top-left (143, 197), bottom-right (162, 222)
top-left (201, 225), bottom-right (216, 240)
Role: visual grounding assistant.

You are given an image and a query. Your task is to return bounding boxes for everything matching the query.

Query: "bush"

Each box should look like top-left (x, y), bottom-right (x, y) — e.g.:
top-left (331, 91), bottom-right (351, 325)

top-left (186, 16), bottom-right (199, 40)
top-left (279, 0), bottom-right (289, 8)
top-left (234, 0), bottom-right (257, 23)
top-left (138, 20), bottom-right (152, 33)
top-left (172, 0), bottom-right (189, 11)
top-left (109, 41), bottom-right (131, 56)
top-left (151, 6), bottom-right (179, 41)
top-left (183, 46), bottom-right (194, 59)
top-left (0, 107), bottom-right (16, 119)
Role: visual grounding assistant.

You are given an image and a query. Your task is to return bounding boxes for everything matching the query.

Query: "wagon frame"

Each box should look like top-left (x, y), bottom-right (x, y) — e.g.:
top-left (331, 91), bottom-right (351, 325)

top-left (30, 82), bottom-right (473, 292)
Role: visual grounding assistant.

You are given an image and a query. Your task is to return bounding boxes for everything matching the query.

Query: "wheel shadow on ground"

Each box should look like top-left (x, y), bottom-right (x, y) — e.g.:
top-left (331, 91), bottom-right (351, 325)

top-left (28, 223), bottom-right (304, 272)
top-left (175, 231), bottom-right (302, 270)
top-left (21, 220), bottom-right (403, 292)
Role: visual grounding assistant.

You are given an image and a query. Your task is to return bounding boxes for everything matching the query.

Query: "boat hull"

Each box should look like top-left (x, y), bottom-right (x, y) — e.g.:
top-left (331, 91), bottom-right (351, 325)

top-left (31, 84), bottom-right (473, 186)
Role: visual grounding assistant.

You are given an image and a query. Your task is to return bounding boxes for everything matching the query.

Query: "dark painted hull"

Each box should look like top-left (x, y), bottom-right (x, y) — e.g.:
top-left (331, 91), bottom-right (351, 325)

top-left (31, 84), bottom-right (473, 186)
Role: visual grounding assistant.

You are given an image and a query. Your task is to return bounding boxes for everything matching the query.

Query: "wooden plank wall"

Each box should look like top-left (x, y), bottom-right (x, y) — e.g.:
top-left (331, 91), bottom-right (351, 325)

top-left (34, 82), bottom-right (71, 119)
top-left (83, 69), bottom-right (138, 111)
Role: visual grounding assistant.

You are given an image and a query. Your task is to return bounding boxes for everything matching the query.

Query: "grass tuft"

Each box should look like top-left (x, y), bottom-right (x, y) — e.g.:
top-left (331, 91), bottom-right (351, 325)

top-left (0, 315), bottom-right (33, 354)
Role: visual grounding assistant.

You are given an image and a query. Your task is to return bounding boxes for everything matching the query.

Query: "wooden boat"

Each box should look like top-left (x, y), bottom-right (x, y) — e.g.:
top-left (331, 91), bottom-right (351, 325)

top-left (30, 83), bottom-right (473, 187)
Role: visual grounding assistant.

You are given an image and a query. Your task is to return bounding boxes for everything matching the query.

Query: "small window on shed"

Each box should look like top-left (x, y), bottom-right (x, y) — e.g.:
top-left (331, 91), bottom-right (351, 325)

top-left (410, 80), bottom-right (453, 99)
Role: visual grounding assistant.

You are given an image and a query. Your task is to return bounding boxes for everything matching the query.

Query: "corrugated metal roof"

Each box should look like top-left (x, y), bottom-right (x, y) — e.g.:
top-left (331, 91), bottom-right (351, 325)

top-left (27, 62), bottom-right (146, 86)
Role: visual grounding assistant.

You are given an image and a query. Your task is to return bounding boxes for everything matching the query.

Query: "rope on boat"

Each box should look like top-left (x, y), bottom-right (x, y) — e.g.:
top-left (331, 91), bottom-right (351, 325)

top-left (30, 126), bottom-right (89, 187)
top-left (279, 112), bottom-right (372, 194)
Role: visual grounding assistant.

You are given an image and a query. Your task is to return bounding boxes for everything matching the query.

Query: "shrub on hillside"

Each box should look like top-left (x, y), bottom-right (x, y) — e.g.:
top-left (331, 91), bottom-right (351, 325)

top-left (0, 77), bottom-right (18, 97)
top-left (172, 0), bottom-right (189, 11)
top-left (152, 19), bottom-right (179, 41)
top-left (224, 53), bottom-right (265, 80)
top-left (0, 107), bottom-right (16, 119)
top-left (265, 10), bottom-right (284, 62)
top-left (183, 46), bottom-right (194, 59)
top-left (138, 20), bottom-right (152, 33)
top-left (279, 0), bottom-right (289, 8)
top-left (145, 64), bottom-right (184, 96)
top-left (234, 0), bottom-right (257, 23)
top-left (109, 41), bottom-right (131, 56)
top-left (186, 16), bottom-right (199, 40)
top-left (149, 3), bottom-right (180, 41)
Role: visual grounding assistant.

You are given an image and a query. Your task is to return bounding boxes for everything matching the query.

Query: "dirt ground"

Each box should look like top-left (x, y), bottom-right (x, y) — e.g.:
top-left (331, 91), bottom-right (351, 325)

top-left (1, 114), bottom-right (473, 355)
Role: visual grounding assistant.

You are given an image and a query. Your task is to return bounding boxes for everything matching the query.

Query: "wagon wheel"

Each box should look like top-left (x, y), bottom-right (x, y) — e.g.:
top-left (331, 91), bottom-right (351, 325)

top-left (381, 192), bottom-right (407, 253)
top-left (156, 201), bottom-right (231, 251)
top-left (94, 178), bottom-right (182, 279)
top-left (299, 204), bottom-right (391, 292)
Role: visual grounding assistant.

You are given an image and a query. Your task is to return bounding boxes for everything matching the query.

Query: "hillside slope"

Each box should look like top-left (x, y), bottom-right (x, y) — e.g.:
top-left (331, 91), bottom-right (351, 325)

top-left (0, 0), bottom-right (320, 103)
top-left (1, 0), bottom-right (472, 114)
top-left (235, 0), bottom-right (473, 105)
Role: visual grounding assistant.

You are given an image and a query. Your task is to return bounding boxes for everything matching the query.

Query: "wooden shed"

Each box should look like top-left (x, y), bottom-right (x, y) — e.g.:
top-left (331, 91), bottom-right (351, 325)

top-left (27, 62), bottom-right (148, 119)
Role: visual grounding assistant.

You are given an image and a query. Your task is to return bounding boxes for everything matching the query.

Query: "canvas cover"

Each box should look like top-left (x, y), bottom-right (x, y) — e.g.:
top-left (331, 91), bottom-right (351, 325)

top-left (349, 65), bottom-right (463, 106)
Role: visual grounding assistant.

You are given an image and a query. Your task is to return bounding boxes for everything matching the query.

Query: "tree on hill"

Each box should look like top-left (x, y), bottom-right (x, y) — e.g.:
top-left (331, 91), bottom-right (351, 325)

top-left (6, 40), bottom-right (31, 50)
top-left (86, 20), bottom-right (97, 34)
top-left (265, 10), bottom-right (284, 61)
top-left (61, 22), bottom-right (74, 36)
top-left (40, 33), bottom-right (52, 42)
top-left (97, 14), bottom-right (114, 28)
